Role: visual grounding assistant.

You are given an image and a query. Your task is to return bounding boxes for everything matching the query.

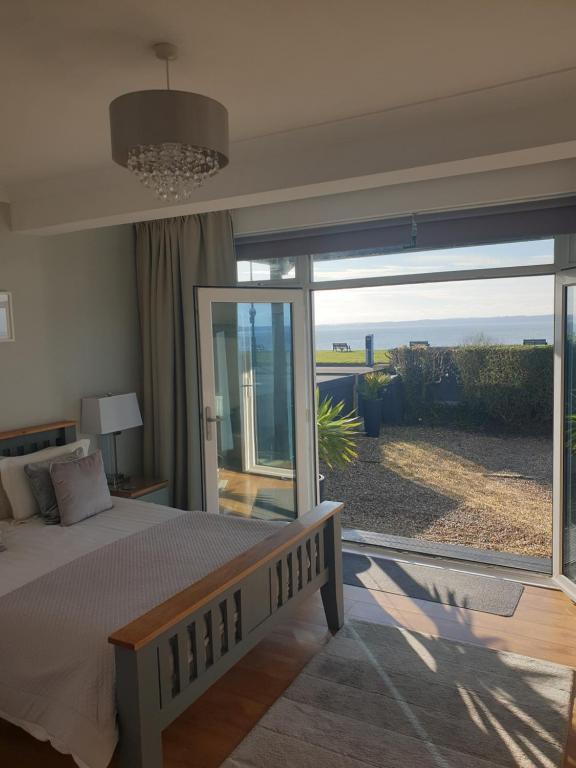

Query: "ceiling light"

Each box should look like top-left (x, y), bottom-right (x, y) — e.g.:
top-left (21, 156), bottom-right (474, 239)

top-left (109, 43), bottom-right (229, 202)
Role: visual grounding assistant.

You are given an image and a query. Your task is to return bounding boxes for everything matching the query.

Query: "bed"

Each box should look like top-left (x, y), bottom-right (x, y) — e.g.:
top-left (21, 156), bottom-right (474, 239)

top-left (0, 421), bottom-right (344, 768)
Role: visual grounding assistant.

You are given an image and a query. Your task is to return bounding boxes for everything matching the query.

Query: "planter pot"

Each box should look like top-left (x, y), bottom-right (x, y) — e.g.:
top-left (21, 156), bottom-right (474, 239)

top-left (381, 375), bottom-right (404, 425)
top-left (319, 473), bottom-right (326, 502)
top-left (363, 398), bottom-right (383, 437)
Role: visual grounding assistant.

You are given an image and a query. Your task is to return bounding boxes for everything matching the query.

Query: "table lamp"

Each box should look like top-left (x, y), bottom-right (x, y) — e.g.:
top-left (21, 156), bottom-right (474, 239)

top-left (81, 393), bottom-right (143, 488)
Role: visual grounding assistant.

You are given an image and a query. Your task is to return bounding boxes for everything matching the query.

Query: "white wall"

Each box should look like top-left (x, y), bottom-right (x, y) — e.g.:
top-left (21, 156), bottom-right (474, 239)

top-left (0, 205), bottom-right (141, 474)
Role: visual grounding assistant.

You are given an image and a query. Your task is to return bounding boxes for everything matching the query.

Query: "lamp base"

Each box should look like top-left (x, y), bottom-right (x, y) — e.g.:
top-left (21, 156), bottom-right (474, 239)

top-left (107, 472), bottom-right (129, 490)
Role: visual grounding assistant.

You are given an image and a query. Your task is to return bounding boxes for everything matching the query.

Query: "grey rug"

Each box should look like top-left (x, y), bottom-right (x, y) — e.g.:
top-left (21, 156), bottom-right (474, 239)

top-left (343, 552), bottom-right (524, 616)
top-left (222, 620), bottom-right (574, 768)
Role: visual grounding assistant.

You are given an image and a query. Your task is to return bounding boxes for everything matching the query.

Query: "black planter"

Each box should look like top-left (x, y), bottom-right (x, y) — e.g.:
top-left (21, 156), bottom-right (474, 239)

top-left (363, 398), bottom-right (383, 437)
top-left (381, 376), bottom-right (403, 424)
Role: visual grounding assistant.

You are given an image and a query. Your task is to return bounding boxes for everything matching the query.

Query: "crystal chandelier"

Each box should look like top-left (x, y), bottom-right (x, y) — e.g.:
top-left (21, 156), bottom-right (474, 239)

top-left (109, 43), bottom-right (229, 202)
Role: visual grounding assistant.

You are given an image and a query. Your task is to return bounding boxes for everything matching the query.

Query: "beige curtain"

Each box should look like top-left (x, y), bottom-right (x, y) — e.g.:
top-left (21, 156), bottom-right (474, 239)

top-left (135, 212), bottom-right (236, 509)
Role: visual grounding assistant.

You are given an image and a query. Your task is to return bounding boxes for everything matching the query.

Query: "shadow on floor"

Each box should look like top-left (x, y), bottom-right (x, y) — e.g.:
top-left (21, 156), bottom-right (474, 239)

top-left (340, 560), bottom-right (570, 767)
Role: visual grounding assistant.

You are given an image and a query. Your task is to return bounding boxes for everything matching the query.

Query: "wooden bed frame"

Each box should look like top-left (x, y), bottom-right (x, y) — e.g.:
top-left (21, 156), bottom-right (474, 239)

top-left (0, 421), bottom-right (344, 768)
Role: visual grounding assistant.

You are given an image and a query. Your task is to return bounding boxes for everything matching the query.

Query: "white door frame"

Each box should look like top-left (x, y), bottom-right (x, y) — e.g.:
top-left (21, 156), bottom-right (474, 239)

top-left (196, 286), bottom-right (315, 517)
top-left (553, 269), bottom-right (576, 600)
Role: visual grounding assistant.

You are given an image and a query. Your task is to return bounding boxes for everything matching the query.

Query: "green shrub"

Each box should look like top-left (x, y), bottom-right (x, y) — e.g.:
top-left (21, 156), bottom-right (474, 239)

top-left (454, 345), bottom-right (553, 431)
top-left (388, 346), bottom-right (458, 420)
top-left (389, 344), bottom-right (553, 434)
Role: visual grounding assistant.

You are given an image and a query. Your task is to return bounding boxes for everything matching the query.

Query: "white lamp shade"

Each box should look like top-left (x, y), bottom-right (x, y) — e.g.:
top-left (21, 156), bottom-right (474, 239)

top-left (81, 393), bottom-right (143, 435)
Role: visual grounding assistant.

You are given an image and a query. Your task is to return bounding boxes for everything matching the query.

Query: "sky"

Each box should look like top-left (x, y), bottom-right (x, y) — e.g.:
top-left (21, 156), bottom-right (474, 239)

top-left (312, 240), bottom-right (555, 325)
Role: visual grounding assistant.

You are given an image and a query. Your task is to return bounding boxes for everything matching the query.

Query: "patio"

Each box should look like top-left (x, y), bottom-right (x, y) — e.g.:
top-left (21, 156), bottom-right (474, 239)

top-left (322, 426), bottom-right (552, 563)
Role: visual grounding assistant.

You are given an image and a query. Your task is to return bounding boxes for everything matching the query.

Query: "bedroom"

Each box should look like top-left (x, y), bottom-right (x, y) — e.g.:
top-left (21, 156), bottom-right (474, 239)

top-left (2, 1), bottom-right (576, 767)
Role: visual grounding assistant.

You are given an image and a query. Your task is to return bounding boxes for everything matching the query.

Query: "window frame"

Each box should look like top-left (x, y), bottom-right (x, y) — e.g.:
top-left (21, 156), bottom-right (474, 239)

top-left (236, 235), bottom-right (567, 292)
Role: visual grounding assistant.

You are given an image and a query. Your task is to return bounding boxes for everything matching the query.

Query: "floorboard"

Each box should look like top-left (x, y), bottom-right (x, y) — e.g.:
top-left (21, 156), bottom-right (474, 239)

top-left (1, 582), bottom-right (575, 767)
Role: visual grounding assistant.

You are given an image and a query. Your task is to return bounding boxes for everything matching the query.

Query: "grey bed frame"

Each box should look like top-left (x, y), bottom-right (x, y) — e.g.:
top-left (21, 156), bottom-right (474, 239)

top-left (0, 420), bottom-right (77, 459)
top-left (0, 421), bottom-right (344, 768)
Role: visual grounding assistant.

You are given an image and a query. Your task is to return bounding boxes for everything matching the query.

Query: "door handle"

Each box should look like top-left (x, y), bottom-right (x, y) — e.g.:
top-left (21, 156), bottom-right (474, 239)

top-left (205, 406), bottom-right (222, 441)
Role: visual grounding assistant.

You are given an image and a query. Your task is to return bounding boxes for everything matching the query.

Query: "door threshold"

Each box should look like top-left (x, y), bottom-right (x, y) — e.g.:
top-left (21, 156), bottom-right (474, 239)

top-left (342, 528), bottom-right (551, 574)
top-left (342, 529), bottom-right (554, 587)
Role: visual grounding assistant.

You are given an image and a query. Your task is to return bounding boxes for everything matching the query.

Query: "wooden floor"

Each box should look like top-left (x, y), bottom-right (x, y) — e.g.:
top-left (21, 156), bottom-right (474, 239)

top-left (218, 468), bottom-right (295, 519)
top-left (2, 576), bottom-right (576, 767)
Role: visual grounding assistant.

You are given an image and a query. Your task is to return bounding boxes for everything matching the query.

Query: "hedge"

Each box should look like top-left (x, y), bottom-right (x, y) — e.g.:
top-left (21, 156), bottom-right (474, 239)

top-left (389, 344), bottom-right (553, 433)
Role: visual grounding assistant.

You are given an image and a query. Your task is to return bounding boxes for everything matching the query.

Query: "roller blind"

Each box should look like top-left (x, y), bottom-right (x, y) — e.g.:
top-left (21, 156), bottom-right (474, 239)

top-left (235, 196), bottom-right (576, 261)
top-left (414, 197), bottom-right (576, 249)
top-left (235, 217), bottom-right (413, 261)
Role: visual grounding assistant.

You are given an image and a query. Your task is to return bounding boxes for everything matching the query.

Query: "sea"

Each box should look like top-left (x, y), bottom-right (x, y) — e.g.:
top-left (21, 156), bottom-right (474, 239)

top-left (314, 315), bottom-right (554, 350)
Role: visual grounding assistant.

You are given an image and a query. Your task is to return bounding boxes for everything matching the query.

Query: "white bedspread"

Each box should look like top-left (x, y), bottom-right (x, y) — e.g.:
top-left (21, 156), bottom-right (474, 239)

top-left (0, 500), bottom-right (277, 768)
top-left (0, 497), bottom-right (186, 597)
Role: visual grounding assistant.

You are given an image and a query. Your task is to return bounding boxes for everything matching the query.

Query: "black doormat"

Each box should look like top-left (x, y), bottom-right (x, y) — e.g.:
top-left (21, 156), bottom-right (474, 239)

top-left (343, 552), bottom-right (524, 616)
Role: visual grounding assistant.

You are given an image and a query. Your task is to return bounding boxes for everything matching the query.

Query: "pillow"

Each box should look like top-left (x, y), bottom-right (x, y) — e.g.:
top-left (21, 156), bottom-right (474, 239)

top-left (51, 450), bottom-right (112, 526)
top-left (0, 439), bottom-right (90, 522)
top-left (24, 448), bottom-right (85, 524)
top-left (0, 470), bottom-right (12, 520)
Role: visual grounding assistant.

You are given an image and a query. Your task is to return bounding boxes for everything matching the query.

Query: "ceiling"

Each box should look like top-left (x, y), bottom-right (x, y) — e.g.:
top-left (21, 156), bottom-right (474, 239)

top-left (3, 0), bottom-right (576, 232)
top-left (2, 0), bottom-right (576, 186)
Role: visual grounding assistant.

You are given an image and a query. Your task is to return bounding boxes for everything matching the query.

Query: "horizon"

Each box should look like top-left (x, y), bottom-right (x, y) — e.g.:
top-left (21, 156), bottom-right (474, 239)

top-left (314, 311), bottom-right (554, 327)
top-left (313, 312), bottom-right (553, 350)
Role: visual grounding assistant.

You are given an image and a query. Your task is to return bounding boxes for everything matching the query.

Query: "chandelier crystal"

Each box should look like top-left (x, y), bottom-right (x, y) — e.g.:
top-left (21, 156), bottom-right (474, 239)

top-left (126, 142), bottom-right (222, 202)
top-left (110, 43), bottom-right (229, 202)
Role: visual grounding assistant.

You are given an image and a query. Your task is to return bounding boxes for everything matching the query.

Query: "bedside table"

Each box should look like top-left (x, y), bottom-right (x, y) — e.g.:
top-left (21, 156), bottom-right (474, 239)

top-left (110, 478), bottom-right (170, 506)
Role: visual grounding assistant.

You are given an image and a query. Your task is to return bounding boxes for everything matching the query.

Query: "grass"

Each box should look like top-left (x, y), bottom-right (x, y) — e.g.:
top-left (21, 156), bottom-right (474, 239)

top-left (316, 349), bottom-right (391, 365)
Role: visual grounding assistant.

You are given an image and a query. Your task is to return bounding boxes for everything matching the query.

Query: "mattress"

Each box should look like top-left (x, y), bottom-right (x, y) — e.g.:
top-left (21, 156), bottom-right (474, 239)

top-left (0, 499), bottom-right (278, 768)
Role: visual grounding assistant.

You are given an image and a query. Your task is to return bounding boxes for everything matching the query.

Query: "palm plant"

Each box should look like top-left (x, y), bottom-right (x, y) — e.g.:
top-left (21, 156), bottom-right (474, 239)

top-left (316, 391), bottom-right (362, 469)
top-left (357, 371), bottom-right (391, 400)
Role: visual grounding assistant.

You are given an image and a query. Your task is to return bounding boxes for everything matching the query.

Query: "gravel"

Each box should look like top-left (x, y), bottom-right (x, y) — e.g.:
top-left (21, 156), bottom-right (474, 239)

top-left (321, 426), bottom-right (552, 558)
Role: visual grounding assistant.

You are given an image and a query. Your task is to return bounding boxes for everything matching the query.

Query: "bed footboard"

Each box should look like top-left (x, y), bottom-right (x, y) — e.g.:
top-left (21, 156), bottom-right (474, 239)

top-left (108, 501), bottom-right (343, 768)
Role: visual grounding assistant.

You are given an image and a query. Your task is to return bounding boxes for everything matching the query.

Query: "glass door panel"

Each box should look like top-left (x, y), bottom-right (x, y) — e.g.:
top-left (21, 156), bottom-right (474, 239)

top-left (558, 279), bottom-right (576, 593)
top-left (553, 271), bottom-right (576, 599)
top-left (239, 302), bottom-right (295, 474)
top-left (197, 288), bottom-right (314, 520)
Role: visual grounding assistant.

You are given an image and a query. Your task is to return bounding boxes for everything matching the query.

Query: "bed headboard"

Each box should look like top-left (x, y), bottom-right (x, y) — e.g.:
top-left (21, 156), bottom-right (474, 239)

top-left (0, 421), bottom-right (77, 458)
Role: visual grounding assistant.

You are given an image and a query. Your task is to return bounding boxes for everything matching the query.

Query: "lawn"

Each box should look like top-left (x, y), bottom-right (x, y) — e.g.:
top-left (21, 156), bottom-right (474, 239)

top-left (321, 425), bottom-right (552, 559)
top-left (315, 349), bottom-right (391, 365)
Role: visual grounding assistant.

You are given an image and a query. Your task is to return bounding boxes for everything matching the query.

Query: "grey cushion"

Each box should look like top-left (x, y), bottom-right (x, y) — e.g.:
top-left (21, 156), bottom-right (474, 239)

top-left (50, 451), bottom-right (113, 527)
top-left (24, 448), bottom-right (85, 524)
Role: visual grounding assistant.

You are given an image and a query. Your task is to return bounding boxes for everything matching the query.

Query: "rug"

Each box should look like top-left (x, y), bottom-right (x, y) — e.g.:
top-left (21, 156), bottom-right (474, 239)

top-left (222, 620), bottom-right (574, 768)
top-left (343, 552), bottom-right (524, 616)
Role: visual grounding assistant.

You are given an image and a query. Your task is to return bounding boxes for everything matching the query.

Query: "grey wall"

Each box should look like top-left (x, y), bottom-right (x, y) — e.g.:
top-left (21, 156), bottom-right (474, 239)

top-left (0, 205), bottom-right (142, 475)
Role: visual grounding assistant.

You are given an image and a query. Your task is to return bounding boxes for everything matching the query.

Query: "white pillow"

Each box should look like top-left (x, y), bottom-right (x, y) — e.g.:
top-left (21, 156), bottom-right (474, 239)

top-left (0, 469), bottom-right (12, 520)
top-left (0, 440), bottom-right (90, 521)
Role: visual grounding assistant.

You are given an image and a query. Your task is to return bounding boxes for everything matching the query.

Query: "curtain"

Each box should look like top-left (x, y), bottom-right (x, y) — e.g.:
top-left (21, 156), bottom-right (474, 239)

top-left (135, 212), bottom-right (236, 509)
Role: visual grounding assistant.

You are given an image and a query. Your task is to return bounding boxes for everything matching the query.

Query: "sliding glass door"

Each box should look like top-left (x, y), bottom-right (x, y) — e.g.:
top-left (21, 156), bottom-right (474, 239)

top-left (197, 287), bottom-right (315, 520)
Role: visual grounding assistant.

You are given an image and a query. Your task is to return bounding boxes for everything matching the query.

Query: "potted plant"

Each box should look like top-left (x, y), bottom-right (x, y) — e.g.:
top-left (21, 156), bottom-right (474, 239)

top-left (358, 372), bottom-right (391, 437)
top-left (316, 391), bottom-right (361, 501)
